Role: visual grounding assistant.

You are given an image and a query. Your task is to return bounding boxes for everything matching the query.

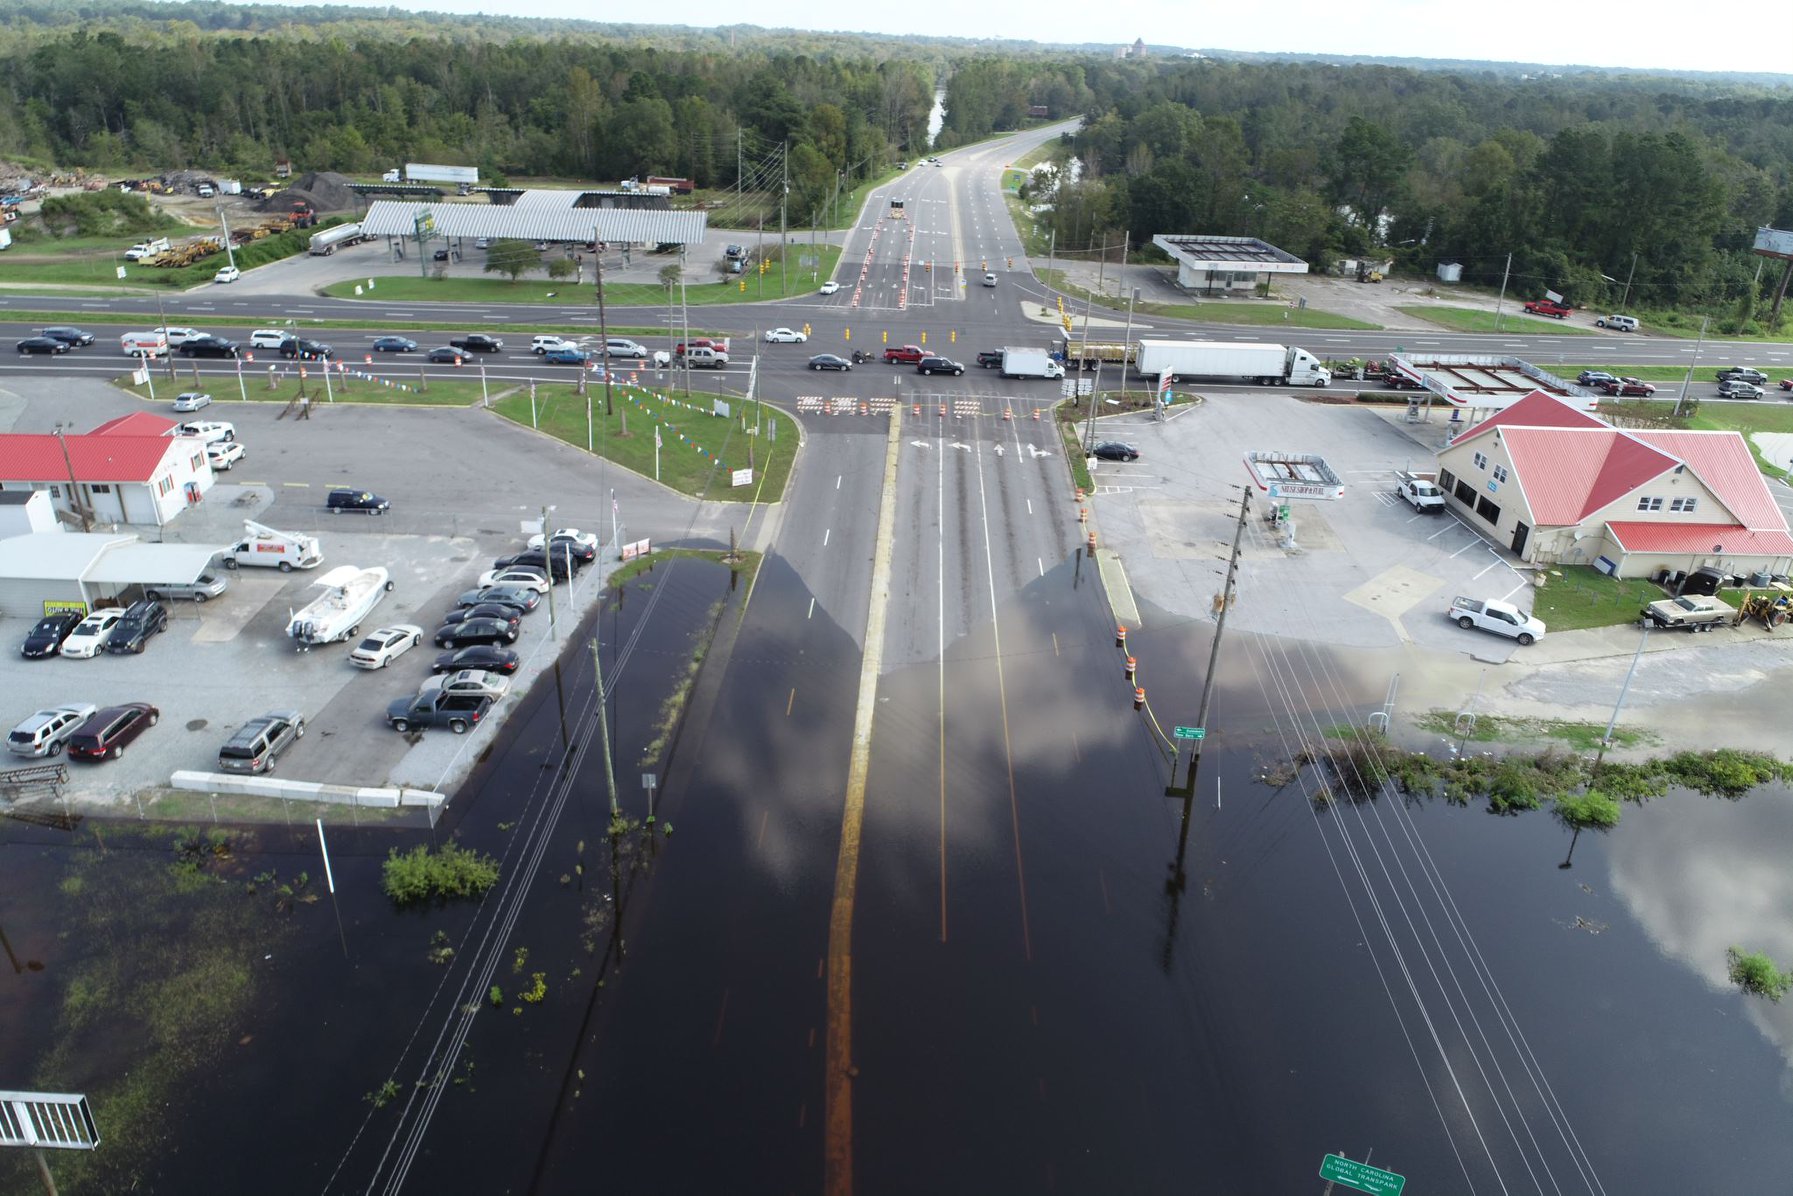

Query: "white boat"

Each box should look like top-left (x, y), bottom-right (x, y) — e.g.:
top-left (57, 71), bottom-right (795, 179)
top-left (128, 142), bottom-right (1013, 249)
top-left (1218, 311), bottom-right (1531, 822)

top-left (286, 565), bottom-right (393, 651)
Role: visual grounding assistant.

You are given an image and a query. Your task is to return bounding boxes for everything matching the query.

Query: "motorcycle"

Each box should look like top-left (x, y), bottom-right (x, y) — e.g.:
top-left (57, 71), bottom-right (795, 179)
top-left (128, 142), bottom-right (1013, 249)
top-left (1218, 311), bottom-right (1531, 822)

top-left (850, 349), bottom-right (875, 364)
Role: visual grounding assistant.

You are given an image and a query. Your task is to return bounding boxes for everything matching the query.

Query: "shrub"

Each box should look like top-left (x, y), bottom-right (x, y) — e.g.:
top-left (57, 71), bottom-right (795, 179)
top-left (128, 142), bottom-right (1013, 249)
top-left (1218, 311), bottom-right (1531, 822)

top-left (381, 843), bottom-right (501, 905)
top-left (1726, 948), bottom-right (1791, 1002)
top-left (1661, 749), bottom-right (1786, 799)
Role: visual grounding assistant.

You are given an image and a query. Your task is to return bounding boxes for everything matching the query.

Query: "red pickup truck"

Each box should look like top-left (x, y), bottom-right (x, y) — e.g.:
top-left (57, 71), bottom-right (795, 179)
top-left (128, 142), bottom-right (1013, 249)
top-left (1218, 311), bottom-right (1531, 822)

top-left (882, 344), bottom-right (926, 364)
top-left (1523, 300), bottom-right (1572, 319)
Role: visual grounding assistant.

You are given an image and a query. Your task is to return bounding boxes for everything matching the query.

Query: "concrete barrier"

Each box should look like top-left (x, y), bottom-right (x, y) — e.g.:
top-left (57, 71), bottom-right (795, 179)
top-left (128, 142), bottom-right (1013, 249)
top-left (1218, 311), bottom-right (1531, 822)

top-left (170, 770), bottom-right (444, 812)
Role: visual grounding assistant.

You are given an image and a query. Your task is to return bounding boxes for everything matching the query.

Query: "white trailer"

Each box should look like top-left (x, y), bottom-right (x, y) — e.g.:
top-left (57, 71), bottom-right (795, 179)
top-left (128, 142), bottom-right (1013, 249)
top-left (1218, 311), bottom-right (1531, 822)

top-left (286, 565), bottom-right (393, 651)
top-left (222, 520), bottom-right (323, 572)
top-left (999, 347), bottom-right (1065, 380)
top-left (1135, 339), bottom-right (1331, 387)
top-left (308, 222), bottom-right (364, 256)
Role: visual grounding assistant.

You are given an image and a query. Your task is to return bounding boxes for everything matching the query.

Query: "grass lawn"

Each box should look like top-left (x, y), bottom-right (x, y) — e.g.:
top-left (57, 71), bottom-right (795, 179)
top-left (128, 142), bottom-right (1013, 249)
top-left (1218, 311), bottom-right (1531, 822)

top-left (492, 381), bottom-right (794, 503)
top-left (1039, 269), bottom-right (1380, 330)
top-left (323, 243), bottom-right (842, 308)
top-left (1398, 306), bottom-right (1595, 335)
top-left (115, 369), bottom-right (490, 408)
top-left (1532, 565), bottom-right (1674, 631)
top-left (1412, 710), bottom-right (1657, 751)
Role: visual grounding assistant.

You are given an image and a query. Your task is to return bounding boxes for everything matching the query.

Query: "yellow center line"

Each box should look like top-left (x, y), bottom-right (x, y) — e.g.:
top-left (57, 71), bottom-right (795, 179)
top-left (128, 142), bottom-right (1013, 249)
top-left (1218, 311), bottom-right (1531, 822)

top-left (824, 405), bottom-right (903, 1196)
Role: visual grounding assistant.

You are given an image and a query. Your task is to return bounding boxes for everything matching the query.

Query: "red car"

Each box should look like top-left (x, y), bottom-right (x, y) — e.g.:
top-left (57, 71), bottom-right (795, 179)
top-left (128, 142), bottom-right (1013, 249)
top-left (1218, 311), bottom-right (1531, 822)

top-left (882, 344), bottom-right (926, 364)
top-left (1778, 379), bottom-right (1792, 392)
top-left (675, 338), bottom-right (727, 357)
top-left (1599, 377), bottom-right (1657, 397)
top-left (1523, 300), bottom-right (1573, 319)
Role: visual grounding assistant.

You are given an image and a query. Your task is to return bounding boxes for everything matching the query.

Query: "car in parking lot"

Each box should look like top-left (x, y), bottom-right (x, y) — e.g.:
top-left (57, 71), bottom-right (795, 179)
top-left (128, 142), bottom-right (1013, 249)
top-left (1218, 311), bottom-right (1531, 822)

top-left (66, 702), bottom-right (159, 761)
top-left (1447, 596), bottom-right (1546, 646)
top-left (420, 669), bottom-right (511, 702)
top-left (39, 326), bottom-right (96, 347)
top-left (764, 328), bottom-right (807, 343)
top-left (213, 265), bottom-right (241, 284)
top-left (372, 336), bottom-right (418, 353)
top-left (386, 690), bottom-right (493, 735)
top-left (808, 354), bottom-right (852, 371)
top-left (16, 336), bottom-right (69, 355)
top-left (433, 644), bottom-right (521, 675)
top-left (534, 536), bottom-right (596, 563)
top-left (1092, 441), bottom-right (1141, 462)
top-left (173, 391), bottom-right (213, 412)
top-left (455, 585), bottom-right (540, 613)
top-left (426, 346), bottom-right (469, 365)
top-left (216, 710), bottom-right (305, 775)
top-left (348, 624), bottom-right (424, 669)
top-left (205, 441), bottom-right (244, 471)
top-left (145, 572), bottom-right (229, 603)
top-left (177, 336), bottom-right (240, 359)
top-left (104, 599), bottom-right (168, 654)
top-left (327, 488), bottom-right (389, 515)
top-left (172, 420), bottom-right (235, 444)
top-left (543, 345), bottom-right (590, 365)
top-left (20, 611), bottom-right (85, 658)
top-left (278, 337), bottom-right (334, 360)
top-left (440, 604), bottom-right (522, 630)
top-left (975, 349), bottom-right (1004, 369)
top-left (60, 608), bottom-right (126, 658)
top-left (1599, 377), bottom-right (1656, 397)
top-left (916, 355), bottom-right (964, 376)
top-left (605, 338), bottom-right (649, 359)
top-left (493, 550), bottom-right (576, 579)
top-left (477, 566), bottom-right (550, 593)
top-left (526, 528), bottom-right (598, 552)
top-left (434, 618), bottom-right (519, 648)
top-left (7, 704), bottom-right (98, 759)
top-left (1577, 370), bottom-right (1619, 389)
top-left (819, 281), bottom-right (840, 295)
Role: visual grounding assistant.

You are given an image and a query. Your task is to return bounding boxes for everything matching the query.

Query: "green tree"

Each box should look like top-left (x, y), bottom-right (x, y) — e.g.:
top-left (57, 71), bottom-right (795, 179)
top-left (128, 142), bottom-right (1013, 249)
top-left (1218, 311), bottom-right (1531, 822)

top-left (484, 238), bottom-right (538, 284)
top-left (1725, 948), bottom-right (1791, 1002)
top-left (1551, 790), bottom-right (1620, 869)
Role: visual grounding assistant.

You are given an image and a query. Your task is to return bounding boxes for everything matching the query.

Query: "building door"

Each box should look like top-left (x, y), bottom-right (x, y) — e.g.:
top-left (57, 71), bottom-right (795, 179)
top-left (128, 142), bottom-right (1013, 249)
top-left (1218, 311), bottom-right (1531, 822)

top-left (1511, 522), bottom-right (1530, 557)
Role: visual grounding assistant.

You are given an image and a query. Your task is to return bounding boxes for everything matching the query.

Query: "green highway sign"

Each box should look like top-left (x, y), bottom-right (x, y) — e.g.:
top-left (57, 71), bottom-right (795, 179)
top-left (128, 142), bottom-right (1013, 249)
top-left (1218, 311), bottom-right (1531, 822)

top-left (1319, 1154), bottom-right (1404, 1195)
top-left (1172, 726), bottom-right (1205, 741)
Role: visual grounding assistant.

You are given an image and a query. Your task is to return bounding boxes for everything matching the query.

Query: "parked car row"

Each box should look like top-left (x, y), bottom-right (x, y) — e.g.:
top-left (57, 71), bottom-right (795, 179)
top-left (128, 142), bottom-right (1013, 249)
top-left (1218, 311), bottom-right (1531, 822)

top-left (4, 701), bottom-right (160, 763)
top-left (18, 600), bottom-right (169, 660)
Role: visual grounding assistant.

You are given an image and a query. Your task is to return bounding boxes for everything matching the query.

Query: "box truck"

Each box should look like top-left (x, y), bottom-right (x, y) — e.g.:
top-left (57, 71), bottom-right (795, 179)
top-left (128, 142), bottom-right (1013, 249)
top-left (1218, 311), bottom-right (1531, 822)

top-left (999, 348), bottom-right (1065, 380)
top-left (1134, 339), bottom-right (1331, 387)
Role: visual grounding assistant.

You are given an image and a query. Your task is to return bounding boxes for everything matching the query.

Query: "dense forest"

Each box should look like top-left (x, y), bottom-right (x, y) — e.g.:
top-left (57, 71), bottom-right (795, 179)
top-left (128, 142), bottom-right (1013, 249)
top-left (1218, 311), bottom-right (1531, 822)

top-left (2, 1), bottom-right (1791, 320)
top-left (950, 57), bottom-right (1793, 318)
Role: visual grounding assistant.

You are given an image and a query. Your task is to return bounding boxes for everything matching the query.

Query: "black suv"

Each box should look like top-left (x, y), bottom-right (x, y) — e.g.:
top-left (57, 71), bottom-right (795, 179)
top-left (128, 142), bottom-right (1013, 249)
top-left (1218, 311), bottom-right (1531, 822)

top-left (21, 611), bottom-right (84, 658)
top-left (105, 599), bottom-right (168, 654)
top-left (917, 355), bottom-right (965, 376)
top-left (178, 335), bottom-right (239, 358)
top-left (327, 488), bottom-right (389, 515)
top-left (494, 550), bottom-right (577, 579)
top-left (40, 326), bottom-right (96, 347)
top-left (279, 337), bottom-right (334, 360)
top-left (975, 350), bottom-right (1003, 369)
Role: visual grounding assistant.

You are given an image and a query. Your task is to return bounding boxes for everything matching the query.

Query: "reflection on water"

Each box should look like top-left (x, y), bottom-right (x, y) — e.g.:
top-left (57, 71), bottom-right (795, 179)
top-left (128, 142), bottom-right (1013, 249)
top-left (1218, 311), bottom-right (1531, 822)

top-left (1607, 787), bottom-right (1793, 1069)
top-left (927, 88), bottom-right (945, 147)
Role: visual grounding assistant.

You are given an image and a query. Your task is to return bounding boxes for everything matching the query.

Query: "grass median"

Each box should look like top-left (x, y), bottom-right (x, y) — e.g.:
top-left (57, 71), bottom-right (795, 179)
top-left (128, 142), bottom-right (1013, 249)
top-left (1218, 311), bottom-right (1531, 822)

top-left (492, 379), bottom-right (794, 502)
top-left (116, 368), bottom-right (489, 407)
top-left (1397, 305), bottom-right (1596, 335)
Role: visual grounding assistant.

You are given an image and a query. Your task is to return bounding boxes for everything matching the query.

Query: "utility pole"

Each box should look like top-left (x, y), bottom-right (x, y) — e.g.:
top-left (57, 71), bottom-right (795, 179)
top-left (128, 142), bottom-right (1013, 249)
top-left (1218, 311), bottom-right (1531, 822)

top-left (52, 423), bottom-right (93, 533)
top-left (1493, 251), bottom-right (1512, 333)
top-left (589, 638), bottom-right (621, 818)
top-left (1673, 316), bottom-right (1708, 418)
top-left (541, 504), bottom-right (559, 640)
top-left (1592, 624), bottom-right (1650, 780)
top-left (779, 141), bottom-right (788, 289)
top-left (1620, 250), bottom-right (1639, 309)
top-left (594, 226), bottom-right (615, 418)
top-left (1190, 487), bottom-right (1251, 765)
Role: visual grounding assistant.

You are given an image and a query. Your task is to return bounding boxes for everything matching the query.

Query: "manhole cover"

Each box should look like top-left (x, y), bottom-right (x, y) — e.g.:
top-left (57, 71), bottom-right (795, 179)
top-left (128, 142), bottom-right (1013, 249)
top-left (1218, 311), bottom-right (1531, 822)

top-left (185, 718), bottom-right (209, 731)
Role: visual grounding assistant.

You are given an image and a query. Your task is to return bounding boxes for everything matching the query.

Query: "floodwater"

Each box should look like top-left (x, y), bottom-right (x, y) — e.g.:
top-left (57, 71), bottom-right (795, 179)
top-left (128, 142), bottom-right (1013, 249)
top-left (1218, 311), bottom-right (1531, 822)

top-left (4, 558), bottom-right (1791, 1194)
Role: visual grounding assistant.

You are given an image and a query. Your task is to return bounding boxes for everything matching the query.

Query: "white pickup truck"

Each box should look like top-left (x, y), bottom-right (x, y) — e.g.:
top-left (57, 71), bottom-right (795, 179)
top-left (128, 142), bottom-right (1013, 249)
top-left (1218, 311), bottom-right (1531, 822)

top-left (1448, 596), bottom-right (1546, 646)
top-left (124, 236), bottom-right (172, 261)
top-left (1394, 470), bottom-right (1445, 513)
top-left (1640, 595), bottom-right (1729, 632)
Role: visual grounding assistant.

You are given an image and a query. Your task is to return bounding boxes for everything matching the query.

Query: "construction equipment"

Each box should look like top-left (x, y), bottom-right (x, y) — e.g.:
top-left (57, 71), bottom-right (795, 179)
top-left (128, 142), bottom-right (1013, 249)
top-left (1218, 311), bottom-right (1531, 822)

top-left (1356, 262), bottom-right (1384, 283)
top-left (1737, 592), bottom-right (1791, 631)
top-left (290, 201), bottom-right (317, 229)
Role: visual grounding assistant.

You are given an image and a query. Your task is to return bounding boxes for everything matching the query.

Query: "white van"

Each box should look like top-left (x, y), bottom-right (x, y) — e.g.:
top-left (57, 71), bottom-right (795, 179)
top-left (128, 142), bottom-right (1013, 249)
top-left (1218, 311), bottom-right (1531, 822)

top-left (120, 331), bottom-right (169, 358)
top-left (248, 329), bottom-right (289, 350)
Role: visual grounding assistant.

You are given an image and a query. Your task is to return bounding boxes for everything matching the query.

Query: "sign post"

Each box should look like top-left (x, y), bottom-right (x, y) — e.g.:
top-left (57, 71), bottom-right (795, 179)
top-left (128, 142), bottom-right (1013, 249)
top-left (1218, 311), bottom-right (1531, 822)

top-left (1172, 726), bottom-right (1205, 742)
top-left (1318, 1154), bottom-right (1405, 1195)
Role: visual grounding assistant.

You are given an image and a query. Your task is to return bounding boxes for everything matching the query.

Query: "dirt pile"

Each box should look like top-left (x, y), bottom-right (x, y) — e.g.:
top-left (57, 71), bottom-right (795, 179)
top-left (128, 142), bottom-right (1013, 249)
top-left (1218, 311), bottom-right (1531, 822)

top-left (259, 171), bottom-right (357, 214)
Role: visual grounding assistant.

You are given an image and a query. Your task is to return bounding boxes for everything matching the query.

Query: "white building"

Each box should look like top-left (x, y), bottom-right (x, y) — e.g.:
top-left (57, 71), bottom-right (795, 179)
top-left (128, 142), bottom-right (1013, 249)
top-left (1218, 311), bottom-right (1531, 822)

top-left (0, 412), bottom-right (215, 528)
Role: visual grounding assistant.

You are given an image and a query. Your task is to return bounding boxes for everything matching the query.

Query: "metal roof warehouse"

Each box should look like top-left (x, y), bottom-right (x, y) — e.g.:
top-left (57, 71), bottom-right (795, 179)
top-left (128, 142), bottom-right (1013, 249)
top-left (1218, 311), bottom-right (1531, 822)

top-left (358, 199), bottom-right (708, 246)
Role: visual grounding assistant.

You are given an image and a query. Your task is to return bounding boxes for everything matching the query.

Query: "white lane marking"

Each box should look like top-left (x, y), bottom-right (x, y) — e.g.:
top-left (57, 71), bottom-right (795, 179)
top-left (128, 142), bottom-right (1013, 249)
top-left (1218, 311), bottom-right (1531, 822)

top-left (837, 474), bottom-right (842, 489)
top-left (824, 528), bottom-right (831, 547)
top-left (1037, 558), bottom-right (1044, 577)
top-left (808, 597), bottom-right (816, 619)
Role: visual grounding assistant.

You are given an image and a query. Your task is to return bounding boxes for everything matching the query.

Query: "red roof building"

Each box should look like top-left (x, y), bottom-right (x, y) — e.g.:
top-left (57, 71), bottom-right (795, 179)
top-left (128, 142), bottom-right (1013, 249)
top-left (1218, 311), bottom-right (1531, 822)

top-left (0, 414), bottom-right (215, 529)
top-left (1436, 392), bottom-right (1793, 579)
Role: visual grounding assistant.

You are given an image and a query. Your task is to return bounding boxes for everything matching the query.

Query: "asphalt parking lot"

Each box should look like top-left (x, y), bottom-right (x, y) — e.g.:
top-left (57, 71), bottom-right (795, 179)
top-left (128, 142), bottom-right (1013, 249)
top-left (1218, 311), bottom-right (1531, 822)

top-left (0, 376), bottom-right (755, 808)
top-left (1090, 391), bottom-right (1535, 658)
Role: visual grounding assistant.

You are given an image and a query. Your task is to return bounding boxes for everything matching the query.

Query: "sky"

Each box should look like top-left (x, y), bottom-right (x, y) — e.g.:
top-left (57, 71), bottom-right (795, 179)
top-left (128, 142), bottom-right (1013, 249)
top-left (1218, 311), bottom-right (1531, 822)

top-left (243, 0), bottom-right (1781, 76)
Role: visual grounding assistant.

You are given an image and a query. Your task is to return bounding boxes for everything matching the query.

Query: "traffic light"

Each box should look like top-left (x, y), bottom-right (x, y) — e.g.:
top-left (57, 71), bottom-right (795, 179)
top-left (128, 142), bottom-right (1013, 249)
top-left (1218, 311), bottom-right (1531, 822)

top-left (949, 329), bottom-right (956, 343)
top-left (739, 280), bottom-right (746, 292)
top-left (920, 331), bottom-right (927, 344)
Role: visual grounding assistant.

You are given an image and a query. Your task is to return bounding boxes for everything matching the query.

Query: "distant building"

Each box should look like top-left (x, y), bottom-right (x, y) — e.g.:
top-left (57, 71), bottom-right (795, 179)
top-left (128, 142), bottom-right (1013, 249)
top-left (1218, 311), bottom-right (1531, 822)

top-left (1153, 233), bottom-right (1311, 293)
top-left (1131, 38), bottom-right (1147, 58)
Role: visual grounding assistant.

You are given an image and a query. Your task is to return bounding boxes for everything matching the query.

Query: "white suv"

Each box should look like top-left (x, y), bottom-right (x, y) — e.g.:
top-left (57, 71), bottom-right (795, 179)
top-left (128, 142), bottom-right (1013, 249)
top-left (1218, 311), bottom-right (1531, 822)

top-left (531, 335), bottom-right (574, 354)
top-left (249, 329), bottom-right (289, 350)
top-left (1595, 314), bottom-right (1640, 332)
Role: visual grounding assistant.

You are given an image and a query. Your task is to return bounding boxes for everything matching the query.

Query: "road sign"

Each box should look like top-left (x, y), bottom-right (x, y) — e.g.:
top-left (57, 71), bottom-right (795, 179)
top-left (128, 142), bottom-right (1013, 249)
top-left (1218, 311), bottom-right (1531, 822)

top-left (1319, 1154), bottom-right (1404, 1195)
top-left (1172, 726), bottom-right (1205, 741)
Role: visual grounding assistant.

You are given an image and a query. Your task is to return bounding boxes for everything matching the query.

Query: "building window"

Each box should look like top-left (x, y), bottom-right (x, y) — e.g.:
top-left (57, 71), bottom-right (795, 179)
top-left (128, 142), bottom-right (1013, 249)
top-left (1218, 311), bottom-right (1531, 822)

top-left (1438, 468), bottom-right (1457, 493)
top-left (156, 476), bottom-right (174, 497)
top-left (191, 453), bottom-right (204, 471)
top-left (1473, 452), bottom-right (1488, 471)
top-left (1670, 497), bottom-right (1697, 513)
top-left (1475, 496), bottom-right (1502, 525)
top-left (1636, 496), bottom-right (1662, 512)
top-left (91, 484), bottom-right (112, 494)
top-left (1492, 465), bottom-right (1508, 483)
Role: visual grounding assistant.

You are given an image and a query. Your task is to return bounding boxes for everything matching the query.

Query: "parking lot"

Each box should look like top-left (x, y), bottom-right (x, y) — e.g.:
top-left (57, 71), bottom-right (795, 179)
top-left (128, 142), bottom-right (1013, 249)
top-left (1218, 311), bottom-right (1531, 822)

top-left (1089, 391), bottom-right (1536, 659)
top-left (0, 376), bottom-right (757, 808)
